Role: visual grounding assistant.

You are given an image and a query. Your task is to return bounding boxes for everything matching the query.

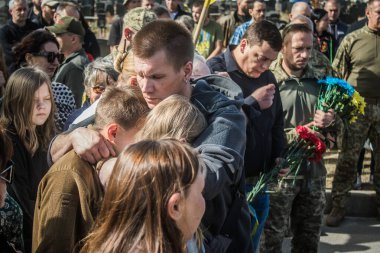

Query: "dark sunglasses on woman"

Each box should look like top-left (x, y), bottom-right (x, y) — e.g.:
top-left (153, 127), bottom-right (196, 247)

top-left (0, 160), bottom-right (14, 184)
top-left (33, 51), bottom-right (65, 64)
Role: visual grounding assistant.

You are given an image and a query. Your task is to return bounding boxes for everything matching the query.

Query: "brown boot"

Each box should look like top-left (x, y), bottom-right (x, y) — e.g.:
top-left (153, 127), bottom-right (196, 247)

top-left (325, 208), bottom-right (345, 227)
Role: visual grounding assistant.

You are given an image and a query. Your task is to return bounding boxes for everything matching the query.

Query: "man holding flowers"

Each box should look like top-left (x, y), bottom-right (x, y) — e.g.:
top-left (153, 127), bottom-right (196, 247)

top-left (326, 0), bottom-right (380, 226)
top-left (262, 23), bottom-right (335, 253)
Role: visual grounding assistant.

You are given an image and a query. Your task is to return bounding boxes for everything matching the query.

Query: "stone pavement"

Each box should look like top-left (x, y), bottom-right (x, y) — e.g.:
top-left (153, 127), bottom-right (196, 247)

top-left (282, 217), bottom-right (380, 253)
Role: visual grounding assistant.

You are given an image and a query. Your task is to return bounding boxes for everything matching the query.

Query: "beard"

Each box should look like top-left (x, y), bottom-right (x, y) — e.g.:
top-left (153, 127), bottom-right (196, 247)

top-left (283, 58), bottom-right (307, 72)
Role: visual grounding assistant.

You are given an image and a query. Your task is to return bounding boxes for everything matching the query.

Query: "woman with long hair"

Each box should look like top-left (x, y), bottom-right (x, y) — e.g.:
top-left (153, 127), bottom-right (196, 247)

top-left (0, 67), bottom-right (55, 252)
top-left (12, 29), bottom-right (76, 132)
top-left (81, 139), bottom-right (205, 253)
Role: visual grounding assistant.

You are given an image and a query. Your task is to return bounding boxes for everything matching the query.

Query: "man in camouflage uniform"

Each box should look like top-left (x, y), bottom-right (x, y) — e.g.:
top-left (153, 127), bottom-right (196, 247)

top-left (288, 2), bottom-right (333, 77)
top-left (261, 24), bottom-right (335, 253)
top-left (326, 0), bottom-right (380, 226)
top-left (217, 0), bottom-right (252, 48)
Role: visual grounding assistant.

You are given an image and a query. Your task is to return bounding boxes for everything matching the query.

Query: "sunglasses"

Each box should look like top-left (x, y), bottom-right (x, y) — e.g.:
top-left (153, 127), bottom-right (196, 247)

top-left (33, 51), bottom-right (64, 64)
top-left (1, 160), bottom-right (14, 184)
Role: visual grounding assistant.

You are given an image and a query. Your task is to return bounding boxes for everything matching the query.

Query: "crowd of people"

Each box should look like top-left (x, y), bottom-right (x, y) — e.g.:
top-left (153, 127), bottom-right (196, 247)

top-left (0, 0), bottom-right (379, 252)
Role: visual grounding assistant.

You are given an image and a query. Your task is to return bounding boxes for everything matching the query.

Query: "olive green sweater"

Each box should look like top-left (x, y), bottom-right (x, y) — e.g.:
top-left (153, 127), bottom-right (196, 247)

top-left (333, 25), bottom-right (380, 98)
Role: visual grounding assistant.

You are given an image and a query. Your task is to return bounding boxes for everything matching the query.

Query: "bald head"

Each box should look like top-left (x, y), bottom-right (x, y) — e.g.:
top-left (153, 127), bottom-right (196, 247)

top-left (290, 2), bottom-right (312, 20)
top-left (291, 14), bottom-right (314, 32)
top-left (54, 2), bottom-right (80, 23)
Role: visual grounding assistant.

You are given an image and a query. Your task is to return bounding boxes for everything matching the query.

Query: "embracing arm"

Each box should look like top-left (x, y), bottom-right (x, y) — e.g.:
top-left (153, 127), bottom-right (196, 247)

top-left (50, 127), bottom-right (116, 164)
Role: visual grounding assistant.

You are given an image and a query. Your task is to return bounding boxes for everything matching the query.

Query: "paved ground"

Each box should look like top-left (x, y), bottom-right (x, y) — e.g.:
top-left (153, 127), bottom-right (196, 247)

top-left (282, 217), bottom-right (380, 253)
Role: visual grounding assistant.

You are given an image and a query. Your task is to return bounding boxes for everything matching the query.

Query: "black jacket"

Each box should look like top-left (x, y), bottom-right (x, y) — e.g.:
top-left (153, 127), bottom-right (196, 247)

top-left (6, 126), bottom-right (49, 253)
top-left (0, 19), bottom-right (40, 69)
top-left (207, 47), bottom-right (285, 178)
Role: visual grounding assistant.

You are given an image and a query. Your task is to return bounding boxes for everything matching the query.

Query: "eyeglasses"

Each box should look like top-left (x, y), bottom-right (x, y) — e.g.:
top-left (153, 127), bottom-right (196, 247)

top-left (1, 160), bottom-right (14, 184)
top-left (33, 51), bottom-right (64, 64)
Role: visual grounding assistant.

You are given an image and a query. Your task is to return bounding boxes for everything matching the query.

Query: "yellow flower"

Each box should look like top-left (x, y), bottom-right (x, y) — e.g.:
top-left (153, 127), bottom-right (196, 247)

top-left (353, 91), bottom-right (366, 115)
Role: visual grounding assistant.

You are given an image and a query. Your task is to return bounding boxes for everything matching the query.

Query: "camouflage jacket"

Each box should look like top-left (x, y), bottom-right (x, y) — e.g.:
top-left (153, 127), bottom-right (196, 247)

top-left (332, 25), bottom-right (380, 98)
top-left (217, 11), bottom-right (250, 48)
top-left (270, 54), bottom-right (323, 134)
top-left (270, 55), bottom-right (327, 179)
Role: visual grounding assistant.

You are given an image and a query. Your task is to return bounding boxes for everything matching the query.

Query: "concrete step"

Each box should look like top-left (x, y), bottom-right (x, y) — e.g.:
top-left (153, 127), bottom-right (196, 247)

top-left (325, 189), bottom-right (378, 217)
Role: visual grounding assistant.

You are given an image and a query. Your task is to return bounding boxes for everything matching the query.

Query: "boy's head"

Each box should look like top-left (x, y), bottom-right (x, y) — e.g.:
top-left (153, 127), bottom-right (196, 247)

top-left (94, 86), bottom-right (149, 153)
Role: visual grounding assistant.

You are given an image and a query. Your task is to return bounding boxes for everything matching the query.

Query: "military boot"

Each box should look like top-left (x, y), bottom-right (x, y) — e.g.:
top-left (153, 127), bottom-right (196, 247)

top-left (325, 207), bottom-right (345, 227)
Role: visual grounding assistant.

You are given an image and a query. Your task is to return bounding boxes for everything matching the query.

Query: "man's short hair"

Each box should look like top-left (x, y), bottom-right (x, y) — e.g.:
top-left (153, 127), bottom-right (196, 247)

top-left (290, 14), bottom-right (314, 32)
top-left (9, 0), bottom-right (26, 10)
top-left (56, 2), bottom-right (78, 16)
top-left (132, 20), bottom-right (194, 71)
top-left (368, 0), bottom-right (380, 7)
top-left (242, 20), bottom-right (282, 51)
top-left (192, 0), bottom-right (204, 8)
top-left (247, 0), bottom-right (265, 10)
top-left (282, 23), bottom-right (312, 46)
top-left (94, 86), bottom-right (149, 130)
top-left (324, 0), bottom-right (340, 6)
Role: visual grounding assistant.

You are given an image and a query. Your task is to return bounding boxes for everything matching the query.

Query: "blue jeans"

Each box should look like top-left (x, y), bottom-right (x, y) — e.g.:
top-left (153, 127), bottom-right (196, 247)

top-left (246, 184), bottom-right (270, 253)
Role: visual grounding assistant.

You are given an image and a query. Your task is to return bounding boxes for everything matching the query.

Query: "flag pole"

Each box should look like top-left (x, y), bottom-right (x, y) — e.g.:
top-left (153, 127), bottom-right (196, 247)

top-left (192, 0), bottom-right (212, 45)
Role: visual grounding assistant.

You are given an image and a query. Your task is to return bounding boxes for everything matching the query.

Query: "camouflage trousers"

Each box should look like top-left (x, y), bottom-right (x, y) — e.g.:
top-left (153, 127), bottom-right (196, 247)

top-left (331, 103), bottom-right (380, 214)
top-left (261, 177), bottom-right (326, 253)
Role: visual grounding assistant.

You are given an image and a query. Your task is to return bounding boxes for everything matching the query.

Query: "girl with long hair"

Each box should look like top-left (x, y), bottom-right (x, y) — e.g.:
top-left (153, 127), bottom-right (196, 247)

top-left (12, 29), bottom-right (76, 132)
top-left (0, 67), bottom-right (55, 252)
top-left (81, 139), bottom-right (205, 253)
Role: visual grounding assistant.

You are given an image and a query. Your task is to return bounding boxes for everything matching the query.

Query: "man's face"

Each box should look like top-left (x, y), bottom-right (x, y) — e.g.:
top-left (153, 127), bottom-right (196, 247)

top-left (10, 2), bottom-right (28, 25)
top-left (142, 0), bottom-right (155, 9)
top-left (238, 0), bottom-right (254, 16)
top-left (42, 4), bottom-right (57, 24)
top-left (240, 40), bottom-right (278, 78)
top-left (166, 0), bottom-right (179, 12)
top-left (192, 5), bottom-right (202, 23)
top-left (56, 33), bottom-right (73, 55)
top-left (367, 1), bottom-right (380, 30)
top-left (282, 32), bottom-right (313, 72)
top-left (249, 1), bottom-right (266, 22)
top-left (324, 2), bottom-right (340, 23)
top-left (134, 50), bottom-right (191, 109)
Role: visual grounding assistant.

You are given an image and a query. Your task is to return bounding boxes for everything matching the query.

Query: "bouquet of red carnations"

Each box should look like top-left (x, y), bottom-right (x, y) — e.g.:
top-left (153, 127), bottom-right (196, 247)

top-left (246, 125), bottom-right (326, 202)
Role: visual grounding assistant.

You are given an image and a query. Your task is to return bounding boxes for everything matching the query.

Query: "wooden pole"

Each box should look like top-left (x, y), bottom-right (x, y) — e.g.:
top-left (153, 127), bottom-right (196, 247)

top-left (192, 0), bottom-right (212, 45)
